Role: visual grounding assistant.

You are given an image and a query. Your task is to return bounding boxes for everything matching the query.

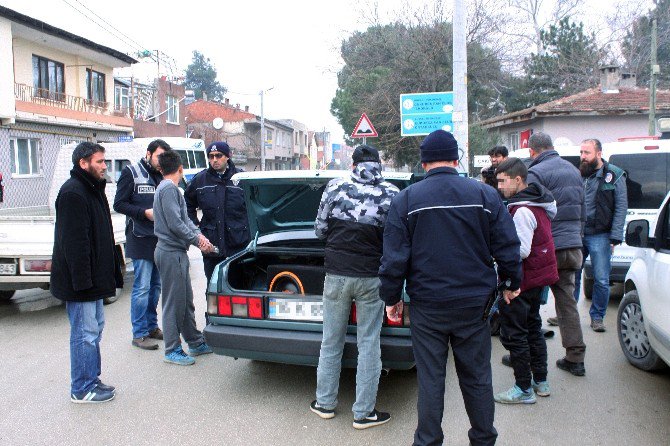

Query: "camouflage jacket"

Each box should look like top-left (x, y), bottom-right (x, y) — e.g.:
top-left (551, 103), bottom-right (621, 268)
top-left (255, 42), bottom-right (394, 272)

top-left (315, 162), bottom-right (399, 277)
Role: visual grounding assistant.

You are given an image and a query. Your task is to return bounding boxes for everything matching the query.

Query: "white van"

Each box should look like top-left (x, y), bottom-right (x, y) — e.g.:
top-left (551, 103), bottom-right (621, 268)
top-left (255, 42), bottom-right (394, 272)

top-left (133, 137), bottom-right (207, 182)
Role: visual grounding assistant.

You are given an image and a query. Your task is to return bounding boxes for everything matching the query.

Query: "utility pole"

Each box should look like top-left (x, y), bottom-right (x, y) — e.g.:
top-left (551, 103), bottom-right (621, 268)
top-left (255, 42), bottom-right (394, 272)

top-left (649, 16), bottom-right (659, 136)
top-left (453, 0), bottom-right (469, 174)
top-left (259, 87), bottom-right (274, 171)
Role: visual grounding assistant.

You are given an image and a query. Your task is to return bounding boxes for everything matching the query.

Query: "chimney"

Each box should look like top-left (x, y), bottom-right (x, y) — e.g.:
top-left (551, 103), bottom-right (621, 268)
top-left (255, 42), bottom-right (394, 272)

top-left (620, 72), bottom-right (637, 88)
top-left (225, 98), bottom-right (229, 105)
top-left (600, 66), bottom-right (621, 93)
top-left (236, 103), bottom-right (240, 109)
top-left (244, 105), bottom-right (249, 112)
top-left (203, 91), bottom-right (208, 101)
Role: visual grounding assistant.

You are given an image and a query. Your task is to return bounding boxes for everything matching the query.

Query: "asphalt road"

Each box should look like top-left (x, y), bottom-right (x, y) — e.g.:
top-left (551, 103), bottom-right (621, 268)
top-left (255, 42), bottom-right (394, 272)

top-left (1, 248), bottom-right (669, 446)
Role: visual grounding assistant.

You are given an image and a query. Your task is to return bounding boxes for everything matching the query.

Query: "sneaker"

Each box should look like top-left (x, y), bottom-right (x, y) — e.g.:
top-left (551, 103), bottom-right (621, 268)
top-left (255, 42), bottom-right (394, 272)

top-left (501, 354), bottom-right (512, 368)
top-left (71, 385), bottom-right (115, 404)
top-left (531, 379), bottom-right (550, 397)
top-left (547, 317), bottom-right (559, 326)
top-left (556, 358), bottom-right (585, 376)
top-left (494, 385), bottom-right (536, 404)
top-left (132, 337), bottom-right (159, 350)
top-left (148, 327), bottom-right (164, 340)
top-left (188, 342), bottom-right (213, 357)
top-left (164, 347), bottom-right (195, 366)
top-left (310, 400), bottom-right (335, 419)
top-left (590, 319), bottom-right (606, 332)
top-left (96, 381), bottom-right (115, 393)
top-left (353, 409), bottom-right (391, 429)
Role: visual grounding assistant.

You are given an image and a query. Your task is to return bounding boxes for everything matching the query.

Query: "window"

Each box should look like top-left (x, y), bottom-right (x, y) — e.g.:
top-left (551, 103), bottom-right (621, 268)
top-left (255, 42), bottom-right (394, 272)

top-left (114, 85), bottom-right (130, 112)
top-left (166, 95), bottom-right (179, 124)
top-left (507, 132), bottom-right (519, 151)
top-left (9, 138), bottom-right (41, 176)
top-left (103, 159), bottom-right (131, 183)
top-left (176, 150), bottom-right (190, 168)
top-left (86, 69), bottom-right (106, 105)
top-left (194, 150), bottom-right (206, 168)
top-left (609, 153), bottom-right (669, 210)
top-left (32, 55), bottom-right (64, 100)
top-left (265, 129), bottom-right (273, 146)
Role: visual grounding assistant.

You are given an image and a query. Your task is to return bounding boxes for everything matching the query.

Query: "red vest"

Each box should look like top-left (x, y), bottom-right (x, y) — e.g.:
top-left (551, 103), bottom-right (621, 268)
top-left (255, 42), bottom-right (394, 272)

top-left (509, 205), bottom-right (559, 292)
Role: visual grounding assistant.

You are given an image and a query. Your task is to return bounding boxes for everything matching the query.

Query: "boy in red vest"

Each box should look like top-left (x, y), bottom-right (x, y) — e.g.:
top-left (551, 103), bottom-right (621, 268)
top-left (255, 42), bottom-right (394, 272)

top-left (494, 157), bottom-right (559, 404)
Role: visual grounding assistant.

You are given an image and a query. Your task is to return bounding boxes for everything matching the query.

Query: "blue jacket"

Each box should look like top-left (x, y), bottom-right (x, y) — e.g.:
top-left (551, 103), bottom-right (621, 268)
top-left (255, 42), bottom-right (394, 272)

top-left (184, 160), bottom-right (250, 258)
top-left (527, 150), bottom-right (585, 250)
top-left (113, 158), bottom-right (162, 260)
top-left (379, 167), bottom-right (522, 309)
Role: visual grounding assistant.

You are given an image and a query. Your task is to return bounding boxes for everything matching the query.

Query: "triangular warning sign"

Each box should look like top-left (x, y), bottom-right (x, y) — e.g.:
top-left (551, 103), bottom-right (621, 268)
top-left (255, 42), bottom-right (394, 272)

top-left (351, 113), bottom-right (378, 138)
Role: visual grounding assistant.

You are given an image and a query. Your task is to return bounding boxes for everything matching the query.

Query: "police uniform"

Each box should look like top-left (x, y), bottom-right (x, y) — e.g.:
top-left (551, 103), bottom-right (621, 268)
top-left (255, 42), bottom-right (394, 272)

top-left (379, 130), bottom-right (522, 446)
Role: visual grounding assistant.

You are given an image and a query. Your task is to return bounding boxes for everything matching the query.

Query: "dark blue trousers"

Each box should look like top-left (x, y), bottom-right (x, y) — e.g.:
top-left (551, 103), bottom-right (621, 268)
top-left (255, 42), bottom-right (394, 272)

top-left (410, 304), bottom-right (497, 446)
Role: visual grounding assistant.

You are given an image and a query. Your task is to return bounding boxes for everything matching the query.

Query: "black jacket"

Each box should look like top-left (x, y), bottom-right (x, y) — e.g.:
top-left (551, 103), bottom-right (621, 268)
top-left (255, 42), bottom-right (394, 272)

top-left (184, 160), bottom-right (250, 258)
top-left (50, 167), bottom-right (123, 301)
top-left (113, 158), bottom-right (163, 260)
top-left (379, 167), bottom-right (521, 308)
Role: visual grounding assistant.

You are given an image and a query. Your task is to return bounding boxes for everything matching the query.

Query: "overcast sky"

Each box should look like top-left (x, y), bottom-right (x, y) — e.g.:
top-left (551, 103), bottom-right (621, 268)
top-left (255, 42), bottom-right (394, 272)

top-left (1, 0), bottom-right (649, 143)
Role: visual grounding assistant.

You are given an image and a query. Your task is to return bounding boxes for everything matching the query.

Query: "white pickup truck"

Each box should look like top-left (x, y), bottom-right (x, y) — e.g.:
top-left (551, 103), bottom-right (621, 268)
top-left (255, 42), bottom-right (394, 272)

top-left (0, 142), bottom-right (147, 304)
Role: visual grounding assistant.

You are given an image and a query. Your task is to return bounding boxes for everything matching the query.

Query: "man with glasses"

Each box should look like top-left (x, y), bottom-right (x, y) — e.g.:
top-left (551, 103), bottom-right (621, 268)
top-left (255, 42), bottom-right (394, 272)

top-left (185, 141), bottom-right (250, 283)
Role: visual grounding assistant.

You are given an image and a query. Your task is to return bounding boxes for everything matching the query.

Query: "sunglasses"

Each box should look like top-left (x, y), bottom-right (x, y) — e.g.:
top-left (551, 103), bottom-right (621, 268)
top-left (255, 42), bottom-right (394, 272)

top-left (208, 153), bottom-right (225, 159)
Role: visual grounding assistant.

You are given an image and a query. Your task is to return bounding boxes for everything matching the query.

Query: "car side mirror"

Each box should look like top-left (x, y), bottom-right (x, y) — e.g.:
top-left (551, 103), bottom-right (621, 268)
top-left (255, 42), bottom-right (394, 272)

top-left (625, 220), bottom-right (651, 248)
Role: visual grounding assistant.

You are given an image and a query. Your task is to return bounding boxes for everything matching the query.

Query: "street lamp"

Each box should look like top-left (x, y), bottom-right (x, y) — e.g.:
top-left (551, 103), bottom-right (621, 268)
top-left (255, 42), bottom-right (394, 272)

top-left (260, 87), bottom-right (274, 171)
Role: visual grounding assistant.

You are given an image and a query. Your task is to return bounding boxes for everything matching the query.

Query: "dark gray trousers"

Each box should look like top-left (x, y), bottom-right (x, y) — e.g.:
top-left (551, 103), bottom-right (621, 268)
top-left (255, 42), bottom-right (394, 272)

top-left (154, 247), bottom-right (204, 354)
top-left (551, 248), bottom-right (586, 363)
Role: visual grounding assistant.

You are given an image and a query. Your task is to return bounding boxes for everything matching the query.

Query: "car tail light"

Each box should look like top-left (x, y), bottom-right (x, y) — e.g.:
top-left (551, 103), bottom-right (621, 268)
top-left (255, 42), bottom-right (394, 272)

top-left (384, 302), bottom-right (410, 327)
top-left (350, 302), bottom-right (357, 324)
top-left (215, 295), bottom-right (263, 319)
top-left (24, 259), bottom-right (52, 272)
top-left (644, 145), bottom-right (659, 150)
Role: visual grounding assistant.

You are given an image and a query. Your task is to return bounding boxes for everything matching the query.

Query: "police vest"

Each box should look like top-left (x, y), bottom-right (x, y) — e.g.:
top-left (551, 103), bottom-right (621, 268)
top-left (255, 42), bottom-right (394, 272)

top-left (126, 160), bottom-right (158, 238)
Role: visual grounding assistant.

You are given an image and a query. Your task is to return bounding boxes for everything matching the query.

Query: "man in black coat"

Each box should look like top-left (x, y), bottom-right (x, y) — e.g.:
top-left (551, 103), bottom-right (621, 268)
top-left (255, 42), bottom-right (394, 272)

top-left (185, 141), bottom-right (250, 283)
top-left (380, 130), bottom-right (522, 446)
top-left (51, 142), bottom-right (123, 403)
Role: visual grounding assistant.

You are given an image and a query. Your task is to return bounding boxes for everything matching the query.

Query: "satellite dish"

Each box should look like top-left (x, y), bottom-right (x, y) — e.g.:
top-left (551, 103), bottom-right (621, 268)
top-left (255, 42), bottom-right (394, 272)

top-left (212, 117), bottom-right (224, 130)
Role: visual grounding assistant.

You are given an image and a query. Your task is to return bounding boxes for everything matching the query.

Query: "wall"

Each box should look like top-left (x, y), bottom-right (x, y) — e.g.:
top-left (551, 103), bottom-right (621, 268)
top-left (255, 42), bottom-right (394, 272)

top-left (543, 115), bottom-right (652, 145)
top-left (133, 78), bottom-right (186, 138)
top-left (0, 18), bottom-right (14, 122)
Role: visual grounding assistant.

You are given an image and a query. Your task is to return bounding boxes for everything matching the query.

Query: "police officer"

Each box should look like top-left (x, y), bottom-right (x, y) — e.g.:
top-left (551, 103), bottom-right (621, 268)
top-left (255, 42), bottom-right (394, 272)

top-left (379, 130), bottom-right (522, 446)
top-left (185, 142), bottom-right (250, 284)
top-left (114, 139), bottom-right (171, 350)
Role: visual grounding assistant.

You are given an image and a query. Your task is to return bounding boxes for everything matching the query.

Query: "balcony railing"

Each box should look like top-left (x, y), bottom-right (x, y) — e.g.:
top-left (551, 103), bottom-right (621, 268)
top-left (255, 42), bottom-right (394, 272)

top-left (14, 83), bottom-right (110, 114)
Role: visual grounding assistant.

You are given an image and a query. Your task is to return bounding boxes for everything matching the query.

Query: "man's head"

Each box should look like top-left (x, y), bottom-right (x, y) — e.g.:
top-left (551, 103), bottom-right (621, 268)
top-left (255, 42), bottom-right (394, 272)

top-left (206, 141), bottom-right (231, 172)
top-left (489, 145), bottom-right (509, 168)
top-left (528, 132), bottom-right (553, 159)
top-left (146, 139), bottom-right (172, 170)
top-left (495, 157), bottom-right (528, 199)
top-left (351, 144), bottom-right (380, 166)
top-left (420, 130), bottom-right (460, 171)
top-left (72, 142), bottom-right (107, 181)
top-left (158, 150), bottom-right (184, 180)
top-left (579, 138), bottom-right (603, 177)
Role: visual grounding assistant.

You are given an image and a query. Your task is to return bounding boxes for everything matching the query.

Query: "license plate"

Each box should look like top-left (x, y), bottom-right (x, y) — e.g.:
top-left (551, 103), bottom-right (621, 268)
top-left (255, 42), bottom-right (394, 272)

top-left (0, 263), bottom-right (16, 275)
top-left (268, 298), bottom-right (323, 321)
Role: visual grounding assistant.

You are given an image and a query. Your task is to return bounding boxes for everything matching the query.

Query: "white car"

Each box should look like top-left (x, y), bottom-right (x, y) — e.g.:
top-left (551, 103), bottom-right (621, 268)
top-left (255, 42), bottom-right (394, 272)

top-left (618, 190), bottom-right (670, 371)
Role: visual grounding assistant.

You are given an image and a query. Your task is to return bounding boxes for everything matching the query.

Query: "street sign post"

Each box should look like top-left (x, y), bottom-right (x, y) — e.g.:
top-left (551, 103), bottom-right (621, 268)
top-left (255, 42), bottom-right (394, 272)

top-left (400, 92), bottom-right (454, 137)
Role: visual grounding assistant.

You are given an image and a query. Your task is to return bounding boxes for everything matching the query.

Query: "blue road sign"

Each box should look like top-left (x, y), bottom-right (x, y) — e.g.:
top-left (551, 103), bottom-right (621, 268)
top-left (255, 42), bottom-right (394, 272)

top-left (118, 135), bottom-right (134, 142)
top-left (400, 92), bottom-right (454, 136)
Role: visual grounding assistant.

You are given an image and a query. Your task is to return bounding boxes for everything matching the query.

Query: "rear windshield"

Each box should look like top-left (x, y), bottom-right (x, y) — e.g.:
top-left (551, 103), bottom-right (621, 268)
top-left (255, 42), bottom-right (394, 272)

top-left (609, 153), bottom-right (670, 210)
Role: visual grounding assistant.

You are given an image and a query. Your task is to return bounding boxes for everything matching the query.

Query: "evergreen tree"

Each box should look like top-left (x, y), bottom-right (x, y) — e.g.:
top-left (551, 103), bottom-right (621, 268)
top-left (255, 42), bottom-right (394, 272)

top-left (184, 50), bottom-right (226, 101)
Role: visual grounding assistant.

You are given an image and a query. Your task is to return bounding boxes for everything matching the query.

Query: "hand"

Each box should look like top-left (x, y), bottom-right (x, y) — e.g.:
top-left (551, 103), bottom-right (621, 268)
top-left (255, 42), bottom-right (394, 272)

top-left (198, 235), bottom-right (214, 253)
top-left (503, 289), bottom-right (520, 304)
top-left (386, 301), bottom-right (404, 323)
top-left (144, 208), bottom-right (154, 221)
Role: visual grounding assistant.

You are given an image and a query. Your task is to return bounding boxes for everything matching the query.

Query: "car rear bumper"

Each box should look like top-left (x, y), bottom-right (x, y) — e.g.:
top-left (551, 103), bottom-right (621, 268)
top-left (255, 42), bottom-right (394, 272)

top-left (203, 323), bottom-right (415, 370)
top-left (584, 261), bottom-right (629, 283)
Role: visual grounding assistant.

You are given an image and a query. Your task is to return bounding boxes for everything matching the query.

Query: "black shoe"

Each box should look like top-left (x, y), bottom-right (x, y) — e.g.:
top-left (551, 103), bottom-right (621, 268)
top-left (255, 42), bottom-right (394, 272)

top-left (556, 358), bottom-right (585, 376)
top-left (310, 400), bottom-right (335, 419)
top-left (542, 328), bottom-right (555, 338)
top-left (501, 354), bottom-right (512, 368)
top-left (353, 409), bottom-right (391, 429)
top-left (96, 381), bottom-right (115, 393)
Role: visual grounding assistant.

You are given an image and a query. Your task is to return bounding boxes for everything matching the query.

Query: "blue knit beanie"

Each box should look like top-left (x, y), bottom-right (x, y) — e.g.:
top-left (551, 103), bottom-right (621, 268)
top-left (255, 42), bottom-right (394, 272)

top-left (420, 130), bottom-right (459, 162)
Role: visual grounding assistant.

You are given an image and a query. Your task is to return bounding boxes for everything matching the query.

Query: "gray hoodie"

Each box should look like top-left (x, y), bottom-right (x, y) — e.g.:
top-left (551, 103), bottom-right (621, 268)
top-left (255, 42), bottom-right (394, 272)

top-left (153, 180), bottom-right (201, 252)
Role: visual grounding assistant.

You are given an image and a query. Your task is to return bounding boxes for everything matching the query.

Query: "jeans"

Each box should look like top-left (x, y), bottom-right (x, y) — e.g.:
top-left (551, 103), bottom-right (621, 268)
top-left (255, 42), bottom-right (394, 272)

top-left (499, 287), bottom-right (547, 390)
top-left (410, 304), bottom-right (496, 446)
top-left (316, 274), bottom-right (383, 420)
top-left (583, 233), bottom-right (612, 321)
top-left (551, 248), bottom-right (586, 363)
top-left (66, 300), bottom-right (104, 395)
top-left (131, 259), bottom-right (161, 338)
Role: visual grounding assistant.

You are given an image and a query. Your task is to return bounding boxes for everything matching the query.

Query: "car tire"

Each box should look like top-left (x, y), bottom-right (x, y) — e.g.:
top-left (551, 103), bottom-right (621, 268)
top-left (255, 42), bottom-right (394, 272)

top-left (617, 290), bottom-right (667, 371)
top-left (583, 277), bottom-right (594, 300)
top-left (0, 290), bottom-right (16, 302)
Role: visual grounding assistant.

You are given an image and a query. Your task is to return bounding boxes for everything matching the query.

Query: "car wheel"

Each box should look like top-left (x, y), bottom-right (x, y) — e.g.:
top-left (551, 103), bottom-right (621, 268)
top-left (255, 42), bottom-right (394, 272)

top-left (583, 277), bottom-right (594, 300)
top-left (617, 290), bottom-right (667, 371)
top-left (0, 290), bottom-right (16, 301)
